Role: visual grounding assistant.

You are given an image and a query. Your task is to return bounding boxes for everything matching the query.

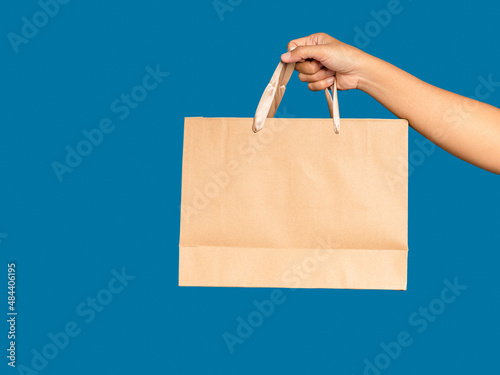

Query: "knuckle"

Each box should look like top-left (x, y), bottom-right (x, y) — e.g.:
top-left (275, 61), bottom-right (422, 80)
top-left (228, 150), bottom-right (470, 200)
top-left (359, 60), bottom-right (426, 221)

top-left (303, 63), bottom-right (315, 74)
top-left (307, 61), bottom-right (318, 74)
top-left (319, 69), bottom-right (331, 79)
top-left (310, 61), bottom-right (322, 73)
top-left (312, 70), bottom-right (323, 81)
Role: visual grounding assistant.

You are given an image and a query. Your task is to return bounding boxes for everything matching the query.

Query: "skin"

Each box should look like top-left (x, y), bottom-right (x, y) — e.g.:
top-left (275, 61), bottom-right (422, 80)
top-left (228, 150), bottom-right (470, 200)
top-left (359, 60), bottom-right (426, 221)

top-left (281, 33), bottom-right (500, 174)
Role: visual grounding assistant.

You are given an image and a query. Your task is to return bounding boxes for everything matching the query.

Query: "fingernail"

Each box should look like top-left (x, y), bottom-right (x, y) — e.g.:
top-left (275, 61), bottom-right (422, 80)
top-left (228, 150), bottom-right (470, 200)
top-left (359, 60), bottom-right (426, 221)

top-left (327, 76), bottom-right (335, 84)
top-left (281, 52), bottom-right (291, 61)
top-left (326, 69), bottom-right (335, 75)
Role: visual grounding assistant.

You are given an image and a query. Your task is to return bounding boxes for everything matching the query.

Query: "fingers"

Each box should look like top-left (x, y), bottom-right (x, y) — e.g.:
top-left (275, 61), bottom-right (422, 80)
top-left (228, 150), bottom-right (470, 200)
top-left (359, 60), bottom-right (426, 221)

top-left (286, 33), bottom-right (333, 51)
top-left (281, 44), bottom-right (329, 64)
top-left (287, 36), bottom-right (311, 51)
top-left (308, 75), bottom-right (335, 91)
top-left (298, 68), bottom-right (335, 83)
top-left (295, 60), bottom-right (323, 74)
top-left (281, 33), bottom-right (340, 92)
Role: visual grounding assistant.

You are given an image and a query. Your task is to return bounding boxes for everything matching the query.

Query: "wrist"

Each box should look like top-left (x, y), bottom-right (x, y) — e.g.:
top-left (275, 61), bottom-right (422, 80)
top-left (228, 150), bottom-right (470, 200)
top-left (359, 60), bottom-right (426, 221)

top-left (355, 51), bottom-right (385, 93)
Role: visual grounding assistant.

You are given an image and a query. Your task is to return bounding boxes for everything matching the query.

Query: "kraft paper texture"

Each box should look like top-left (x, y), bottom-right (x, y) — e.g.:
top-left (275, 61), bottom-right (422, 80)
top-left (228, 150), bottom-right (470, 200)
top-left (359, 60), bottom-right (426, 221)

top-left (179, 117), bottom-right (409, 289)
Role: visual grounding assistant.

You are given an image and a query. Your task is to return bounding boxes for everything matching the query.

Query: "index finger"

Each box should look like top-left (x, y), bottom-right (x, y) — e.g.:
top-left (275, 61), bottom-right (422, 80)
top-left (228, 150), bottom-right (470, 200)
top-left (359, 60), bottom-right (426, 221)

top-left (287, 36), bottom-right (311, 51)
top-left (287, 33), bottom-right (329, 51)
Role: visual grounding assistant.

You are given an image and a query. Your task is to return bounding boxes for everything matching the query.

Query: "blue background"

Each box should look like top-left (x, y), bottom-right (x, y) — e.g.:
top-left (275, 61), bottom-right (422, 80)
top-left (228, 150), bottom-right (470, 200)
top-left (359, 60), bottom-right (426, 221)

top-left (1, 0), bottom-right (499, 374)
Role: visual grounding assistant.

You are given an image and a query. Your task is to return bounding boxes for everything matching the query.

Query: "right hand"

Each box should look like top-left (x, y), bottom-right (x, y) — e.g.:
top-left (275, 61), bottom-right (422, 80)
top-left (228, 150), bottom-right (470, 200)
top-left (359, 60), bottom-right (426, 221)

top-left (281, 33), bottom-right (370, 92)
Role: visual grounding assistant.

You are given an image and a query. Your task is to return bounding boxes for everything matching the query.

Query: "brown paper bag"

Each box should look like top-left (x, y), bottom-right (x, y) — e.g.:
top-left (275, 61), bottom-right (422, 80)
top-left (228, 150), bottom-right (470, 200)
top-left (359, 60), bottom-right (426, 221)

top-left (179, 62), bottom-right (408, 290)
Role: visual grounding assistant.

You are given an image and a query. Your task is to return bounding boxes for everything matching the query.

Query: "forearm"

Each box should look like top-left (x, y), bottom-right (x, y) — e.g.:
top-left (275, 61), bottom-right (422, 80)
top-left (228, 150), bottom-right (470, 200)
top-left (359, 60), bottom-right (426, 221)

top-left (357, 54), bottom-right (500, 174)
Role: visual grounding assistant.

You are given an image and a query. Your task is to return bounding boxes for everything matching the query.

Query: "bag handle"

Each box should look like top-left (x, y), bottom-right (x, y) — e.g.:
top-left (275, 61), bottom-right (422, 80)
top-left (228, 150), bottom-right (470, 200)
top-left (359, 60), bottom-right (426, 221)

top-left (252, 61), bottom-right (340, 134)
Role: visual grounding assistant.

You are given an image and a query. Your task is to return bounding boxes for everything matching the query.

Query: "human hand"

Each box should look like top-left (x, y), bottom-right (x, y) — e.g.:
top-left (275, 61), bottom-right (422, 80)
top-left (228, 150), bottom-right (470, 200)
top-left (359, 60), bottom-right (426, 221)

top-left (281, 33), bottom-right (371, 91)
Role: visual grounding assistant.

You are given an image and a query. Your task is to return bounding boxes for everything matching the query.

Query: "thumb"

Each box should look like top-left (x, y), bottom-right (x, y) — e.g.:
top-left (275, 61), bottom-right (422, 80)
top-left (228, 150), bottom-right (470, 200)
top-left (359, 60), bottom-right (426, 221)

top-left (281, 44), bottom-right (329, 63)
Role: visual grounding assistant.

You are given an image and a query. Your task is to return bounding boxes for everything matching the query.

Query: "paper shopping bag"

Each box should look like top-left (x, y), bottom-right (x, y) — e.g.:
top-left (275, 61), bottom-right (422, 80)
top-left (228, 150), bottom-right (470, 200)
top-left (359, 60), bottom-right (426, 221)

top-left (179, 61), bottom-right (409, 290)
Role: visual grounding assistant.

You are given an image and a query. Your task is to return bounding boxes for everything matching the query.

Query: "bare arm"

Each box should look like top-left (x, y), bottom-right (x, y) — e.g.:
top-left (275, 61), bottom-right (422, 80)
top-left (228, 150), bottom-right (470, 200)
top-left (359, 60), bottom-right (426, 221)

top-left (281, 33), bottom-right (500, 174)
